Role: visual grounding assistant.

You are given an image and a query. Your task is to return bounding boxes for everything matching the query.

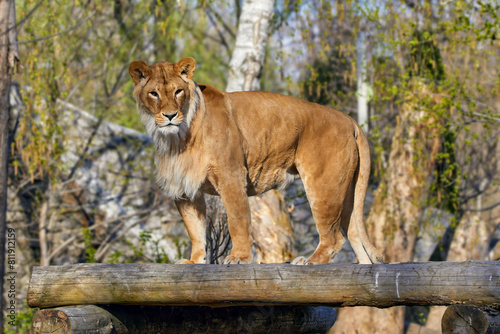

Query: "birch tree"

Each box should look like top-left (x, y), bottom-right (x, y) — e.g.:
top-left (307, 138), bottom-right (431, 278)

top-left (226, 0), bottom-right (275, 92)
top-left (356, 33), bottom-right (370, 132)
top-left (0, 0), bottom-right (18, 330)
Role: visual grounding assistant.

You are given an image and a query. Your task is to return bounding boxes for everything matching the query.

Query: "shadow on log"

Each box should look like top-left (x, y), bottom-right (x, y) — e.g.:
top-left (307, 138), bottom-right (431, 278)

top-left (28, 261), bottom-right (500, 309)
top-left (442, 305), bottom-right (500, 334)
top-left (31, 305), bottom-right (336, 334)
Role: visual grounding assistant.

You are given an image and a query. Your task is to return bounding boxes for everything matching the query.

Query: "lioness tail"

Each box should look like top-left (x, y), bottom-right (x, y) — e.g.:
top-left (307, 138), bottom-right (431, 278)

top-left (354, 124), bottom-right (384, 264)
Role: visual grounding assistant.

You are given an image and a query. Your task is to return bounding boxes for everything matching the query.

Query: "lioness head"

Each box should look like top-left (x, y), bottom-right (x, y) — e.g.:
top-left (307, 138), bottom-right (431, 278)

top-left (128, 58), bottom-right (198, 137)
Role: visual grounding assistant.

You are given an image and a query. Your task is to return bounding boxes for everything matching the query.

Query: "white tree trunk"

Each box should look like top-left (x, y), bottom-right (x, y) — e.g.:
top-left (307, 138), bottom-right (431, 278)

top-left (357, 82), bottom-right (370, 130)
top-left (356, 33), bottom-right (370, 132)
top-left (226, 0), bottom-right (275, 92)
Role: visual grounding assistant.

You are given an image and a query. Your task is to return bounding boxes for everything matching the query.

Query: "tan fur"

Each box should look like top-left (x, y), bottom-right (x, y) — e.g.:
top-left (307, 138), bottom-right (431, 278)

top-left (129, 58), bottom-right (384, 265)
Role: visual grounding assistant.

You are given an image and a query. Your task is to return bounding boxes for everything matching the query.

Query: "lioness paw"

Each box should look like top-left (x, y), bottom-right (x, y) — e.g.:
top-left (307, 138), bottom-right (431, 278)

top-left (176, 259), bottom-right (195, 264)
top-left (222, 255), bottom-right (252, 264)
top-left (291, 256), bottom-right (311, 265)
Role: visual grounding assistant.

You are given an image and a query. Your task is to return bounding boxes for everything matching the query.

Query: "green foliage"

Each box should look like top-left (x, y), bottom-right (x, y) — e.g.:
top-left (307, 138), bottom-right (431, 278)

top-left (107, 249), bottom-right (124, 264)
top-left (82, 228), bottom-right (96, 263)
top-left (431, 126), bottom-right (460, 214)
top-left (107, 230), bottom-right (182, 264)
top-left (408, 29), bottom-right (445, 83)
top-left (3, 302), bottom-right (36, 334)
top-left (302, 53), bottom-right (356, 108)
top-left (173, 238), bottom-right (188, 262)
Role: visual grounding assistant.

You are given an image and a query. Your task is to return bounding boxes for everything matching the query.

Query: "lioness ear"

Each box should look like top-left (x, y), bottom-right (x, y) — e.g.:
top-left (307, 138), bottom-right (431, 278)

top-left (175, 57), bottom-right (196, 81)
top-left (129, 61), bottom-right (150, 85)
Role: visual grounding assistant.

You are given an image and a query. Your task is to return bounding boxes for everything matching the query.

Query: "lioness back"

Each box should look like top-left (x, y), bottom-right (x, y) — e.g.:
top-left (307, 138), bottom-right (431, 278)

top-left (201, 84), bottom-right (359, 195)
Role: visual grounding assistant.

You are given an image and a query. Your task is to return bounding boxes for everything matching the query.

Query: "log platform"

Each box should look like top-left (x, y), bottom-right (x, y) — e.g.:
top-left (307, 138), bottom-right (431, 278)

top-left (27, 261), bottom-right (500, 333)
top-left (28, 261), bottom-right (500, 308)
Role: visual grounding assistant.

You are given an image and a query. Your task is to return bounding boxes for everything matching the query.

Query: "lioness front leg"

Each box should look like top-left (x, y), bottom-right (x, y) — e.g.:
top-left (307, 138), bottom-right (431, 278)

top-left (218, 180), bottom-right (253, 264)
top-left (175, 194), bottom-right (206, 264)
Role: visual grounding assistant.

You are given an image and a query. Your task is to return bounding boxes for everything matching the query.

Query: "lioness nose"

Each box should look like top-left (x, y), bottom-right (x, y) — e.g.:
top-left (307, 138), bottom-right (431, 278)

top-left (162, 112), bottom-right (178, 121)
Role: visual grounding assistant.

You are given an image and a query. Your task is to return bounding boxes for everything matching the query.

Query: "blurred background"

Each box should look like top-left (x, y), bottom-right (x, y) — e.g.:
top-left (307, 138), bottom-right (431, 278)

top-left (3, 0), bottom-right (500, 332)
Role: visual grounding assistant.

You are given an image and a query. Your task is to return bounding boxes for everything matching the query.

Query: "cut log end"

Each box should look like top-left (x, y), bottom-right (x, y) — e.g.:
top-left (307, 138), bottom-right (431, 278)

top-left (32, 308), bottom-right (71, 333)
top-left (442, 305), bottom-right (500, 334)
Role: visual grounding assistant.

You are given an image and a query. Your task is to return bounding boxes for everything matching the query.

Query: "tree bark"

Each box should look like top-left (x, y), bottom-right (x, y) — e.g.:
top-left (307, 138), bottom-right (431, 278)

top-left (226, 0), bottom-right (275, 93)
top-left (0, 0), bottom-right (18, 331)
top-left (447, 212), bottom-right (491, 262)
top-left (27, 261), bottom-right (500, 309)
top-left (31, 305), bottom-right (336, 334)
top-left (332, 81), bottom-right (443, 334)
top-left (205, 195), bottom-right (231, 263)
top-left (249, 190), bottom-right (295, 263)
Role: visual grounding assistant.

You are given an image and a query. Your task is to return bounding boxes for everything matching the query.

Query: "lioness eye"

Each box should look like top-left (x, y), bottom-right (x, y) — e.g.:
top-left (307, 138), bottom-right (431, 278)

top-left (149, 91), bottom-right (159, 98)
top-left (175, 89), bottom-right (183, 97)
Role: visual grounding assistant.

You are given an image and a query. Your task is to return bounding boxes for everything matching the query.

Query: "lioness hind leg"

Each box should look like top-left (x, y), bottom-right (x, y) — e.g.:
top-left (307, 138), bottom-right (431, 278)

top-left (295, 173), bottom-right (351, 265)
top-left (292, 225), bottom-right (345, 265)
top-left (294, 138), bottom-right (357, 265)
top-left (305, 201), bottom-right (347, 264)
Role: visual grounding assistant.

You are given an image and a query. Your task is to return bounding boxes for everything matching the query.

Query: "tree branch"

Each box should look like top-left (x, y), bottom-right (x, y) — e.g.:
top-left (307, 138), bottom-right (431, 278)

top-left (0, 12), bottom-right (95, 46)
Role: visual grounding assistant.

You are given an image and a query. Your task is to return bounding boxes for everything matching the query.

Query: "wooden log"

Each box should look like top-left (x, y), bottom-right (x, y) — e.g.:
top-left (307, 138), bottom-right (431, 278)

top-left (31, 305), bottom-right (336, 334)
top-left (31, 305), bottom-right (126, 334)
top-left (441, 305), bottom-right (500, 334)
top-left (27, 261), bottom-right (500, 309)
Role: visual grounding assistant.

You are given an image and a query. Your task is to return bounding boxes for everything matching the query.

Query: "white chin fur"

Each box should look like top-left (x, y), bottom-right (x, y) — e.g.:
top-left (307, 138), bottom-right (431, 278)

top-left (158, 125), bottom-right (180, 135)
top-left (136, 85), bottom-right (203, 200)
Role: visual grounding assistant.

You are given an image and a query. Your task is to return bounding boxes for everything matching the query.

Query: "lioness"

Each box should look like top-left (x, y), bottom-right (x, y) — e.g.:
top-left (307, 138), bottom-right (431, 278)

top-left (129, 57), bottom-right (383, 265)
